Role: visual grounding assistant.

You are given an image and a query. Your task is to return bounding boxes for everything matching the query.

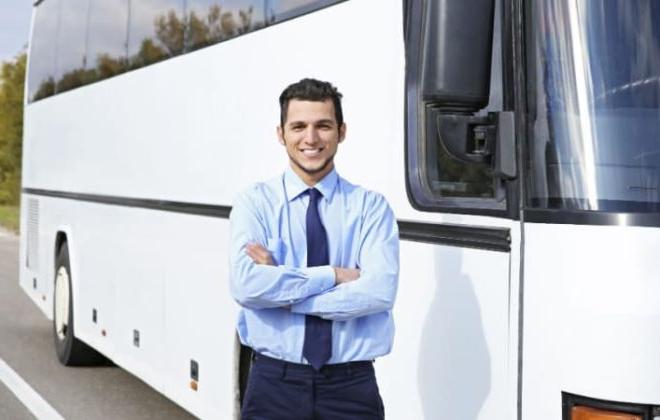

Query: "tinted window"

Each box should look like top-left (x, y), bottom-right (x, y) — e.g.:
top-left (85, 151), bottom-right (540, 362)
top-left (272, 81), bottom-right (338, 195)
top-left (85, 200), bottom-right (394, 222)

top-left (186, 0), bottom-right (265, 51)
top-left (128, 0), bottom-right (185, 68)
top-left (86, 0), bottom-right (130, 82)
top-left (28, 0), bottom-right (60, 102)
top-left (28, 0), bottom-right (343, 101)
top-left (527, 0), bottom-right (660, 212)
top-left (55, 0), bottom-right (91, 93)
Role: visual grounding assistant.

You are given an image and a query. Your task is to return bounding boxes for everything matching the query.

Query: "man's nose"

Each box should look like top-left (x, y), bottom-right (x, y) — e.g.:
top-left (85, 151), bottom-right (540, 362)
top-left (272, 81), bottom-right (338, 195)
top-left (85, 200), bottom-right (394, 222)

top-left (304, 127), bottom-right (320, 143)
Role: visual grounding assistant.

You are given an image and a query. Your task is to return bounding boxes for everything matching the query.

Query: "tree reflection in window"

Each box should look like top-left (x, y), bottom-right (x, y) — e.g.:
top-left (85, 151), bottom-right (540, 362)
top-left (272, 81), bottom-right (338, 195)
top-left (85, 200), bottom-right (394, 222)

top-left (127, 0), bottom-right (185, 68)
top-left (28, 0), bottom-right (336, 101)
top-left (28, 0), bottom-right (59, 102)
top-left (186, 1), bottom-right (264, 51)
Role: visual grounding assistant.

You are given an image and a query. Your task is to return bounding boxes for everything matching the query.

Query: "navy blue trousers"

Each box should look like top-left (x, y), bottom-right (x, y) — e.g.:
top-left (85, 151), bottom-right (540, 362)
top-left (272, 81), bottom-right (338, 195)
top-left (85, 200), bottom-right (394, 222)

top-left (241, 353), bottom-right (385, 420)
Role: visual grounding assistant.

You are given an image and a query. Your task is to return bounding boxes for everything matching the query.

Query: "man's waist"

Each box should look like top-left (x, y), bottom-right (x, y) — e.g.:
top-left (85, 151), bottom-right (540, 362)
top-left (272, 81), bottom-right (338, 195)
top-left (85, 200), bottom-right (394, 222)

top-left (252, 351), bottom-right (373, 375)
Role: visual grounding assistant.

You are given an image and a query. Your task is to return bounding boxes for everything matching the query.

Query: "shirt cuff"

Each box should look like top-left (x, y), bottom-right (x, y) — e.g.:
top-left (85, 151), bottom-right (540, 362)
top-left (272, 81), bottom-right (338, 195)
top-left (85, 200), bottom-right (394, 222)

top-left (302, 265), bottom-right (335, 296)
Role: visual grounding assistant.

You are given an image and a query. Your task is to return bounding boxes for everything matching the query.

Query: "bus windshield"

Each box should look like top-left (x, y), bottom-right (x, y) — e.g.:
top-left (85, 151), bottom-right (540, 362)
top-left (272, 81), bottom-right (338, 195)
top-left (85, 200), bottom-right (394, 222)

top-left (527, 0), bottom-right (660, 212)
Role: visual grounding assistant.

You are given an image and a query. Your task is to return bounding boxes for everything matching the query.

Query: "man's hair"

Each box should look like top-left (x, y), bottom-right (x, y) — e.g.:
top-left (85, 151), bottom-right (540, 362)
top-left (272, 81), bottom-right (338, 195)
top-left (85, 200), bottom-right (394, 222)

top-left (279, 78), bottom-right (344, 127)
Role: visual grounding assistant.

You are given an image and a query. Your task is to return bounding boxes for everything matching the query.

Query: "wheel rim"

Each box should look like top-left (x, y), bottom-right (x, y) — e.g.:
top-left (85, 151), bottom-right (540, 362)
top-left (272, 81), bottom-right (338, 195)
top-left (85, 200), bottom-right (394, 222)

top-left (54, 266), bottom-right (70, 341)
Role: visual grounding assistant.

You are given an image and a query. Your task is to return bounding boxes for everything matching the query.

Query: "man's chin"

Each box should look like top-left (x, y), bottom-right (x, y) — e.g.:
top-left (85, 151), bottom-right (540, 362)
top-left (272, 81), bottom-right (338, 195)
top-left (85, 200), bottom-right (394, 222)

top-left (292, 158), bottom-right (333, 175)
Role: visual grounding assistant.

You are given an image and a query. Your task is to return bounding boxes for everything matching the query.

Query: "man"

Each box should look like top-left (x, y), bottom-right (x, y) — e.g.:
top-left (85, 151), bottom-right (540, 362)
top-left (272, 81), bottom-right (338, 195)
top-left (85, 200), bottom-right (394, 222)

top-left (230, 78), bottom-right (399, 419)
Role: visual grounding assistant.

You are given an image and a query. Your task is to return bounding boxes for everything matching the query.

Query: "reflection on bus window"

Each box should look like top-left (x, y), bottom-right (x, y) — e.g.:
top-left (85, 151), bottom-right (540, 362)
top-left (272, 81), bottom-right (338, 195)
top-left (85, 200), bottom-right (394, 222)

top-left (86, 0), bottom-right (130, 83)
top-left (128, 0), bottom-right (185, 68)
top-left (28, 0), bottom-right (60, 102)
top-left (427, 139), bottom-right (495, 198)
top-left (528, 0), bottom-right (660, 212)
top-left (27, 0), bottom-right (345, 102)
top-left (186, 0), bottom-right (265, 51)
top-left (55, 0), bottom-right (90, 94)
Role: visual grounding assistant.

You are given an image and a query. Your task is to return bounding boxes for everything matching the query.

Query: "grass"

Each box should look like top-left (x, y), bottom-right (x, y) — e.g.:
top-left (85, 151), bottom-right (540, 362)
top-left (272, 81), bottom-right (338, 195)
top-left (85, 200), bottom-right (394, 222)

top-left (0, 205), bottom-right (19, 233)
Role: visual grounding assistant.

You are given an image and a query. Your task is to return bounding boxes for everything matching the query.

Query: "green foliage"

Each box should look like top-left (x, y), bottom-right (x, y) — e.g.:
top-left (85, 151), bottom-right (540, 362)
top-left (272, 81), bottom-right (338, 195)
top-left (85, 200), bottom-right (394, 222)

top-left (0, 52), bottom-right (25, 206)
top-left (0, 205), bottom-right (19, 233)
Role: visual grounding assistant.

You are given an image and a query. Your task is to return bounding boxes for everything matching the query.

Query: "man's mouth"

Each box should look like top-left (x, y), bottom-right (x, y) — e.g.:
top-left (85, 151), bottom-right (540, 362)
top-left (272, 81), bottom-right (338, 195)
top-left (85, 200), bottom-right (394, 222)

top-left (301, 148), bottom-right (324, 156)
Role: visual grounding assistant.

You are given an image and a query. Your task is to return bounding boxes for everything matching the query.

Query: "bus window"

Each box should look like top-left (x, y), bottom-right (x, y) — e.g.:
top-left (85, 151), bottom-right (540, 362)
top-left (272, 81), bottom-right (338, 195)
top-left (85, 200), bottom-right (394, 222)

top-left (128, 0), bottom-right (185, 69)
top-left (425, 139), bottom-right (497, 199)
top-left (527, 0), bottom-right (660, 212)
top-left (266, 0), bottom-right (342, 25)
top-left (54, 0), bottom-right (91, 94)
top-left (28, 0), bottom-right (60, 102)
top-left (185, 0), bottom-right (265, 51)
top-left (86, 0), bottom-right (130, 83)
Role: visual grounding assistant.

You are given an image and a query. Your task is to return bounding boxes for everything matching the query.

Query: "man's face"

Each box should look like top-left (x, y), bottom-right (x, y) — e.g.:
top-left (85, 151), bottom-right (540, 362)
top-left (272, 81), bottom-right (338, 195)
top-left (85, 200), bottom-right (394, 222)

top-left (277, 99), bottom-right (346, 185)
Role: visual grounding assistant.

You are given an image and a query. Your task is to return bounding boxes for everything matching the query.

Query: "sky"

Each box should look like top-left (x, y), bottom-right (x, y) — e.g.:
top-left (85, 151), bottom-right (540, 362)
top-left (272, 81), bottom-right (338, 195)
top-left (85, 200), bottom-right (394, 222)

top-left (0, 0), bottom-right (32, 63)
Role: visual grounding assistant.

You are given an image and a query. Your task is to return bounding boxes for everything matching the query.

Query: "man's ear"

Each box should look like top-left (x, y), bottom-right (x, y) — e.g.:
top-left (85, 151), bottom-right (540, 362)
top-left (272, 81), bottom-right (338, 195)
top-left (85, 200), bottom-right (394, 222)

top-left (277, 126), bottom-right (285, 145)
top-left (338, 123), bottom-right (347, 143)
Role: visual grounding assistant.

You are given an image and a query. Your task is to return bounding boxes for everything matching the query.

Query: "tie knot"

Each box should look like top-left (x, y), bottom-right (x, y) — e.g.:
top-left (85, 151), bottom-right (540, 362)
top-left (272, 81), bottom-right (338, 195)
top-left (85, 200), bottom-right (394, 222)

top-left (308, 188), bottom-right (322, 203)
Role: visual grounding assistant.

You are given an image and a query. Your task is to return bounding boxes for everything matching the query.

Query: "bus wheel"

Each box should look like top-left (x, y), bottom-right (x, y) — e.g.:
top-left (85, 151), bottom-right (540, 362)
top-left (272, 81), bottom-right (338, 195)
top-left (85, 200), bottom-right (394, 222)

top-left (53, 242), bottom-right (106, 366)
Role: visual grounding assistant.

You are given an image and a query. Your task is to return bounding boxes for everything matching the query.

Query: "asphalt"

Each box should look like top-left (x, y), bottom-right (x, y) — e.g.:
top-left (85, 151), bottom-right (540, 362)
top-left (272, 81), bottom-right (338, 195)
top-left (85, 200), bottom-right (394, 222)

top-left (0, 379), bottom-right (35, 420)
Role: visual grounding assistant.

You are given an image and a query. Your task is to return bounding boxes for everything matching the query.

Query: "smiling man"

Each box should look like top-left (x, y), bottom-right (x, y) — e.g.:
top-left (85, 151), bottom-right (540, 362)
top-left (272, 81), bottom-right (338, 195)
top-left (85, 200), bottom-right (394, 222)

top-left (229, 78), bottom-right (399, 419)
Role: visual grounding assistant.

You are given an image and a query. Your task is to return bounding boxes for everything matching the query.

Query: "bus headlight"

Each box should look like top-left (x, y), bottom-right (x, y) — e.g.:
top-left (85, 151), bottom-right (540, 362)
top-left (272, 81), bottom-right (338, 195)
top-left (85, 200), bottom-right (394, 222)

top-left (564, 392), bottom-right (656, 420)
top-left (572, 405), bottom-right (641, 420)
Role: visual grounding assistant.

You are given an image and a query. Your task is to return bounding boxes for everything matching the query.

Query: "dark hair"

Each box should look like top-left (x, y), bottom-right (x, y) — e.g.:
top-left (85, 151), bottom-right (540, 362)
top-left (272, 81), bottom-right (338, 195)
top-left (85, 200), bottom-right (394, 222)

top-left (279, 78), bottom-right (344, 127)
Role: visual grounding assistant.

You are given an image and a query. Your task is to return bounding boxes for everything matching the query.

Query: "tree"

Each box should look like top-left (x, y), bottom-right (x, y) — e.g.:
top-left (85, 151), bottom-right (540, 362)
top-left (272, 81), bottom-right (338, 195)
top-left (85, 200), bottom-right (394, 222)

top-left (0, 52), bottom-right (26, 205)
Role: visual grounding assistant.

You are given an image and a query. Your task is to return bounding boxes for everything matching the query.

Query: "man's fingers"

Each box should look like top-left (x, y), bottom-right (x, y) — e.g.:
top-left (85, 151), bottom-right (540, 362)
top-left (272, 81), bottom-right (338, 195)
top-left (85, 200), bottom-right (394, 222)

top-left (245, 243), bottom-right (275, 265)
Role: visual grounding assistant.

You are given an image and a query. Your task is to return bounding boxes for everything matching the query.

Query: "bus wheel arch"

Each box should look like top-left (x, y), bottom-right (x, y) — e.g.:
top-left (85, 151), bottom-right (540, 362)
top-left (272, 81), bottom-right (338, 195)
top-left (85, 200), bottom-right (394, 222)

top-left (53, 236), bottom-right (105, 366)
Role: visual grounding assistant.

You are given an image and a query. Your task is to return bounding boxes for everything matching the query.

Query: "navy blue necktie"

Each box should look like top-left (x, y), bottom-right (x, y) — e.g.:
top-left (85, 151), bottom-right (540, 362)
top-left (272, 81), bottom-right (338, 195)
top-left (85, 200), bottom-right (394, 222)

top-left (302, 188), bottom-right (332, 370)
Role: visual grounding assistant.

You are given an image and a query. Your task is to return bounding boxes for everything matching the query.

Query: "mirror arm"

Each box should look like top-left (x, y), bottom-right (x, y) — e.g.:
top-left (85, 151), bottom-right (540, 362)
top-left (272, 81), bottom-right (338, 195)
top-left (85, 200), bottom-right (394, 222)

top-left (435, 112), bottom-right (494, 164)
top-left (434, 110), bottom-right (517, 179)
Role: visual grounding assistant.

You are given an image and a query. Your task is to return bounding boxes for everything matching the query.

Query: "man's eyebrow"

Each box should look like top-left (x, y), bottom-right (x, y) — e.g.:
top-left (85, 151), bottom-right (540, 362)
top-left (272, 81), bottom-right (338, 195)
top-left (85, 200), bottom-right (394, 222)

top-left (316, 119), bottom-right (336, 125)
top-left (287, 118), bottom-right (336, 126)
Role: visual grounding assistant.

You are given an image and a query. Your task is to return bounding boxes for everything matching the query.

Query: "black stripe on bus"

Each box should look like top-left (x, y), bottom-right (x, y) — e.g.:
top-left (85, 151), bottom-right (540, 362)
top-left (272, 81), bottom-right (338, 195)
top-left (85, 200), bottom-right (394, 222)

top-left (398, 220), bottom-right (510, 252)
top-left (22, 188), bottom-right (511, 252)
top-left (22, 188), bottom-right (232, 218)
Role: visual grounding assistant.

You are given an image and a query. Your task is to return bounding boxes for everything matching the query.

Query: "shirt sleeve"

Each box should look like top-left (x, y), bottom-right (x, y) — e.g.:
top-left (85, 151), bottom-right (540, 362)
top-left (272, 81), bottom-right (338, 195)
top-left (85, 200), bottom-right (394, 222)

top-left (229, 191), bottom-right (336, 309)
top-left (290, 192), bottom-right (400, 321)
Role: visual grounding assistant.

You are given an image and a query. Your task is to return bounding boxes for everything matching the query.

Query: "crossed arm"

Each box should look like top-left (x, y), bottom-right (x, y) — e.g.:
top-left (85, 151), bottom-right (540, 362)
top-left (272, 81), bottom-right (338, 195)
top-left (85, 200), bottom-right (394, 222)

top-left (229, 192), bottom-right (399, 321)
top-left (245, 243), bottom-right (360, 285)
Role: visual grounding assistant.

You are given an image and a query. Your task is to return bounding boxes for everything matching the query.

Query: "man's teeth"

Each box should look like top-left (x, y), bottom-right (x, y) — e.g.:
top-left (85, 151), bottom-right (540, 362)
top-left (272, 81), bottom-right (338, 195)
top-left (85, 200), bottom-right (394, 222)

top-left (302, 149), bottom-right (322, 155)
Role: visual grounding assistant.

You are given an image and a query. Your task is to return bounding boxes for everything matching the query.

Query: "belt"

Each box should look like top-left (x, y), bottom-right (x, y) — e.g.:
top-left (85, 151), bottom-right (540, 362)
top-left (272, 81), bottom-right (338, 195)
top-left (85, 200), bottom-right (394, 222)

top-left (252, 352), bottom-right (373, 375)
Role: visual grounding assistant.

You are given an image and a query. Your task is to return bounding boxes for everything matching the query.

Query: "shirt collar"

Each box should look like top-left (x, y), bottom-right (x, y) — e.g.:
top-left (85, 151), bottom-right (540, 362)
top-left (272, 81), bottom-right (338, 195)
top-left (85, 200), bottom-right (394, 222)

top-left (284, 166), bottom-right (338, 202)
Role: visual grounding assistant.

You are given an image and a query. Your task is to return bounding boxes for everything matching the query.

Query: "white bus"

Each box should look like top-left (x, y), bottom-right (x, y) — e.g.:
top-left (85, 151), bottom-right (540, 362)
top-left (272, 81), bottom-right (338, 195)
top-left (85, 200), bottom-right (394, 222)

top-left (20, 0), bottom-right (660, 418)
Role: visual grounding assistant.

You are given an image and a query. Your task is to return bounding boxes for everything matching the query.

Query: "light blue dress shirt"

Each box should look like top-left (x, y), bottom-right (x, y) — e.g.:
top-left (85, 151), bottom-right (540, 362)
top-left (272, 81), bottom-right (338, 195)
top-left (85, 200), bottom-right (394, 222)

top-left (229, 167), bottom-right (399, 364)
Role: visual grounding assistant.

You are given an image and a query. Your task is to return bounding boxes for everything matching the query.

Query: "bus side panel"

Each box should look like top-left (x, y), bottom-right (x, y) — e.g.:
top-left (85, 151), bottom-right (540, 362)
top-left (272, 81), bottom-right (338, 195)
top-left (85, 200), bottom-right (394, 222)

top-left (161, 217), bottom-right (238, 418)
top-left (21, 194), bottom-right (238, 418)
top-left (381, 239), bottom-right (513, 419)
top-left (523, 223), bottom-right (660, 419)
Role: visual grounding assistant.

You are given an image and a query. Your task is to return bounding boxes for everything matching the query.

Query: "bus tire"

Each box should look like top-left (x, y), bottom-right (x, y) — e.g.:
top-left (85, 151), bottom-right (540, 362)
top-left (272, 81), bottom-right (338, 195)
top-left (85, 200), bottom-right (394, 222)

top-left (53, 242), bottom-right (106, 366)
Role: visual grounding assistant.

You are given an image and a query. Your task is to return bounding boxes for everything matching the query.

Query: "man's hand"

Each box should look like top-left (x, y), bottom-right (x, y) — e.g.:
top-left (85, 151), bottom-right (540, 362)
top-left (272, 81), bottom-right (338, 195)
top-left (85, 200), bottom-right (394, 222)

top-left (334, 267), bottom-right (360, 285)
top-left (245, 243), bottom-right (275, 266)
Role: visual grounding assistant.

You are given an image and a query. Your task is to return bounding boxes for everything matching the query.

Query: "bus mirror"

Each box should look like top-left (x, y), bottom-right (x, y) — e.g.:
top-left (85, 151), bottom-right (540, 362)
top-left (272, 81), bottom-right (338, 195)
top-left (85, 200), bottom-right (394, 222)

top-left (422, 0), bottom-right (495, 112)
